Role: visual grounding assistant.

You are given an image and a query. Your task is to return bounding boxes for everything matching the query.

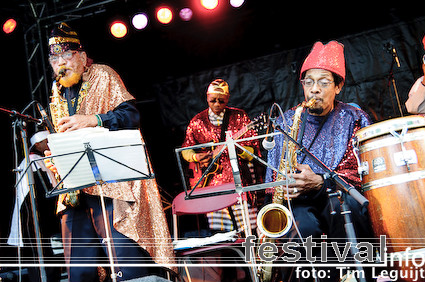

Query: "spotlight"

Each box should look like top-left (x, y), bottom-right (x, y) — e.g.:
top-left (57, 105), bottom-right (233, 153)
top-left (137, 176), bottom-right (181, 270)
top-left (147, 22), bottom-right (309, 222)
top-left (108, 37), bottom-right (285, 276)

top-left (3, 18), bottom-right (17, 34)
top-left (179, 8), bottom-right (193, 21)
top-left (110, 21), bottom-right (128, 38)
top-left (200, 0), bottom-right (218, 10)
top-left (156, 7), bottom-right (173, 24)
top-left (230, 0), bottom-right (244, 8)
top-left (132, 13), bottom-right (148, 30)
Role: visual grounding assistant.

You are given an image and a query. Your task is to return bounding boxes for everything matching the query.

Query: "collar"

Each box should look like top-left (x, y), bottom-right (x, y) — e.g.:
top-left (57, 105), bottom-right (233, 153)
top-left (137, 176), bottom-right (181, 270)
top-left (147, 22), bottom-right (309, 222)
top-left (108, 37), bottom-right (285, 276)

top-left (208, 108), bottom-right (226, 126)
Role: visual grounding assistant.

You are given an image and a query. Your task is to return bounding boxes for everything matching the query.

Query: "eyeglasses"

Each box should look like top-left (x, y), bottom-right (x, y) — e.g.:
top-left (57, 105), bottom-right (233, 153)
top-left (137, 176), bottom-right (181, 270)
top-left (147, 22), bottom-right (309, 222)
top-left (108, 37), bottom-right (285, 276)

top-left (208, 98), bottom-right (226, 104)
top-left (49, 51), bottom-right (77, 63)
top-left (301, 78), bottom-right (334, 88)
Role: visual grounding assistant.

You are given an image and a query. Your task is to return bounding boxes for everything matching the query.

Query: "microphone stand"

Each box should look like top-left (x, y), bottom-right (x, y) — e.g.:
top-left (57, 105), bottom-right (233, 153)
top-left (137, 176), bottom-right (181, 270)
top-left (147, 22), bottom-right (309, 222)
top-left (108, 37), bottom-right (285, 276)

top-left (1, 107), bottom-right (47, 282)
top-left (273, 124), bottom-right (368, 282)
top-left (387, 49), bottom-right (404, 118)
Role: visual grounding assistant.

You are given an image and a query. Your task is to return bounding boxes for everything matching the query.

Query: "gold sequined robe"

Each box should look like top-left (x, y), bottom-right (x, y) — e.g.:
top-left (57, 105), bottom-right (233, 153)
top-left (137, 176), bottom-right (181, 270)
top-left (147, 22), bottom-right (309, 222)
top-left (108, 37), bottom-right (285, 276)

top-left (49, 63), bottom-right (175, 266)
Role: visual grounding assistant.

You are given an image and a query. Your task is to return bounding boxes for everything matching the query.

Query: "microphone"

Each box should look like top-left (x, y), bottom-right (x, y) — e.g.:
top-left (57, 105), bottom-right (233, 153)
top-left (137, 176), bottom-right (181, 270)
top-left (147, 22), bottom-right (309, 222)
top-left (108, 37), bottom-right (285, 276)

top-left (384, 41), bottom-right (401, 68)
top-left (262, 106), bottom-right (277, 151)
top-left (391, 45), bottom-right (401, 68)
top-left (36, 103), bottom-right (56, 134)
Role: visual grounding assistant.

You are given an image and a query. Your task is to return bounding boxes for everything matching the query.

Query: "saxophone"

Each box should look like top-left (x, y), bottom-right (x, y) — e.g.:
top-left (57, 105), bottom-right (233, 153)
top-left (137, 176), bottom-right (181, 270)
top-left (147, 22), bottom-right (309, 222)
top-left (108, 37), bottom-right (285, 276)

top-left (48, 67), bottom-right (80, 208)
top-left (257, 98), bottom-right (316, 238)
top-left (256, 98), bottom-right (316, 282)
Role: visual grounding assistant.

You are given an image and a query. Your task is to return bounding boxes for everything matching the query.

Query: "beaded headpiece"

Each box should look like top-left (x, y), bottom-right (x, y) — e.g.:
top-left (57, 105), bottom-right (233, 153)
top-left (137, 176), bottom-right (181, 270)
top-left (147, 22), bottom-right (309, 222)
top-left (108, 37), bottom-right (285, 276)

top-left (48, 22), bottom-right (83, 55)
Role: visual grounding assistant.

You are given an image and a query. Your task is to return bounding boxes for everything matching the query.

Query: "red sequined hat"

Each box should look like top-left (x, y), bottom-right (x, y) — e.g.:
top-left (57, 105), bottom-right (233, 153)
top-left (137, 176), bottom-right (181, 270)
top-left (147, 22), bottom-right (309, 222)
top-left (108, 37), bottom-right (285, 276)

top-left (300, 41), bottom-right (346, 81)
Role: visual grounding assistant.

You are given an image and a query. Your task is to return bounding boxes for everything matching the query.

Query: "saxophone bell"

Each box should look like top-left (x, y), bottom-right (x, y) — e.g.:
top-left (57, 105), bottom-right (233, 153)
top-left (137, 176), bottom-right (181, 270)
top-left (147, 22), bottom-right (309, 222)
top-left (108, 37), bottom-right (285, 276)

top-left (257, 203), bottom-right (293, 238)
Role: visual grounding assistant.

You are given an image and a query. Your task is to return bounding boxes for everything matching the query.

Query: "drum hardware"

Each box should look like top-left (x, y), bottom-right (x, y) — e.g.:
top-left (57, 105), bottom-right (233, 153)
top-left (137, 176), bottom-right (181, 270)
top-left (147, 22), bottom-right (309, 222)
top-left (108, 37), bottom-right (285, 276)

top-left (389, 126), bottom-right (411, 171)
top-left (352, 138), bottom-right (369, 180)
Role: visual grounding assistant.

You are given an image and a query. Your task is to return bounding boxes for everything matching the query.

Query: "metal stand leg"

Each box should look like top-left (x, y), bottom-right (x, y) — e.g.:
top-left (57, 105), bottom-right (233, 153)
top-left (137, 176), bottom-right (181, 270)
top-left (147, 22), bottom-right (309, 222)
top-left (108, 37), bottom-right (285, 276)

top-left (85, 143), bottom-right (118, 282)
top-left (98, 184), bottom-right (118, 282)
top-left (15, 119), bottom-right (47, 282)
top-left (226, 132), bottom-right (259, 282)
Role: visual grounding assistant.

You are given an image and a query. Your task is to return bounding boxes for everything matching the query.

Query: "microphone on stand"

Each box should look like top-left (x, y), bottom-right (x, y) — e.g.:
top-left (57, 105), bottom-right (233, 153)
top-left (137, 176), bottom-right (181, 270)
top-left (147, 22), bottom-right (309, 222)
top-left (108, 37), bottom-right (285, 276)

top-left (384, 41), bottom-right (401, 68)
top-left (36, 103), bottom-right (56, 134)
top-left (391, 45), bottom-right (401, 68)
top-left (262, 105), bottom-right (277, 151)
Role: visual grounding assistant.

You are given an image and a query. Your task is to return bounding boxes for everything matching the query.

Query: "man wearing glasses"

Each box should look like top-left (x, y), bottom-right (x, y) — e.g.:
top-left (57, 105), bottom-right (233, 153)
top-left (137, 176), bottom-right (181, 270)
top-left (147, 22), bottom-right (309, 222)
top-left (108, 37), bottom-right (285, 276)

top-left (265, 41), bottom-right (373, 281)
top-left (46, 22), bottom-right (174, 282)
top-left (181, 78), bottom-right (261, 233)
top-left (405, 35), bottom-right (425, 114)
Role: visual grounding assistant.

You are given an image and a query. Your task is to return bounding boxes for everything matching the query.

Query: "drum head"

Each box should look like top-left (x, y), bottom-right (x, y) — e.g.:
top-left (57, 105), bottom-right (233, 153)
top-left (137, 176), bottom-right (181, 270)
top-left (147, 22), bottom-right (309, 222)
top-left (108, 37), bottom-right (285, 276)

top-left (355, 115), bottom-right (425, 142)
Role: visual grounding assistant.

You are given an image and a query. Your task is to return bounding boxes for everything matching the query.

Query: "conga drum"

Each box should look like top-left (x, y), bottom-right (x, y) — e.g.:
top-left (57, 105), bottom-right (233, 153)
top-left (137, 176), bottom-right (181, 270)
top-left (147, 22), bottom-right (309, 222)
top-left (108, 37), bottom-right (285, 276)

top-left (355, 116), bottom-right (425, 281)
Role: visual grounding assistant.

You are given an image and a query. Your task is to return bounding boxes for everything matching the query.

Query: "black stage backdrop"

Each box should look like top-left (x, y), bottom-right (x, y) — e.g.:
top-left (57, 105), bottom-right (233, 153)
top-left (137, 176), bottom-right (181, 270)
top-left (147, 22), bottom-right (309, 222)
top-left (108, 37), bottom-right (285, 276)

top-left (154, 17), bottom-right (425, 132)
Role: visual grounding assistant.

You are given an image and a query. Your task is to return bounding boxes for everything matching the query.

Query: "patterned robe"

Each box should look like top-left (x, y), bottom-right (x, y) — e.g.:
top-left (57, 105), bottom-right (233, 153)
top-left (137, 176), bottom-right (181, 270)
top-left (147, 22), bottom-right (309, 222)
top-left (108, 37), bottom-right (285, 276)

top-left (265, 100), bottom-right (372, 190)
top-left (49, 63), bottom-right (174, 265)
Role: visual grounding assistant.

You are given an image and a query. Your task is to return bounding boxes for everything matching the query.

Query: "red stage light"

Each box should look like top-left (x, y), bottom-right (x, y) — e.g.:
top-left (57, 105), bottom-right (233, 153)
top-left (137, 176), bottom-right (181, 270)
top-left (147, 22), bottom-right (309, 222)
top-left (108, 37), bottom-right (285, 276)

top-left (3, 18), bottom-right (17, 34)
top-left (200, 0), bottom-right (218, 10)
top-left (156, 7), bottom-right (173, 24)
top-left (110, 21), bottom-right (127, 38)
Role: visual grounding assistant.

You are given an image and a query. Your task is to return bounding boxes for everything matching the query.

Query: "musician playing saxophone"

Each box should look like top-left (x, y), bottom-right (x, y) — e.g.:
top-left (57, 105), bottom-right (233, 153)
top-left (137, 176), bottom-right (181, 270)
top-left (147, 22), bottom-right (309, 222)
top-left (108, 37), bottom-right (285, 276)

top-left (264, 41), bottom-right (373, 282)
top-left (46, 22), bottom-right (174, 282)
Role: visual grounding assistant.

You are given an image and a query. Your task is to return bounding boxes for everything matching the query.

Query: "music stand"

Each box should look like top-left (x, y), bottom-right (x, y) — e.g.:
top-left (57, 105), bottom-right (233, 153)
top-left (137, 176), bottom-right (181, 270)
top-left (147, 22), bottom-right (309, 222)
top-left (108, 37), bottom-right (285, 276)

top-left (44, 129), bottom-right (154, 282)
top-left (175, 132), bottom-right (292, 200)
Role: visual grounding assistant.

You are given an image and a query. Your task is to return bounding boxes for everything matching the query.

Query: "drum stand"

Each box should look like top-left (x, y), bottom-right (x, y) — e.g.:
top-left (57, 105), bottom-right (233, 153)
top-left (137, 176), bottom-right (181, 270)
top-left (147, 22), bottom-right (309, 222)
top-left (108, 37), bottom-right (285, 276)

top-left (273, 124), bottom-right (369, 282)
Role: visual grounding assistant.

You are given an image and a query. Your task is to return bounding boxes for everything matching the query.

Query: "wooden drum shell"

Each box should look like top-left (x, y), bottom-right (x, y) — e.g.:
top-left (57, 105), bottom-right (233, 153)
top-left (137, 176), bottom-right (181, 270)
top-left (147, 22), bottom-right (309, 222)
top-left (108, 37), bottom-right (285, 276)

top-left (356, 116), bottom-right (425, 254)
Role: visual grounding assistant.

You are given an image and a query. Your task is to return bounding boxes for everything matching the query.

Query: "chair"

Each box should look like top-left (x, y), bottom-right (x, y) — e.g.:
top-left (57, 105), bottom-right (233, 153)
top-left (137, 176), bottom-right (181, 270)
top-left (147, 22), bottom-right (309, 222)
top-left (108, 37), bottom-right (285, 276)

top-left (172, 182), bottom-right (241, 240)
top-left (171, 182), bottom-right (258, 282)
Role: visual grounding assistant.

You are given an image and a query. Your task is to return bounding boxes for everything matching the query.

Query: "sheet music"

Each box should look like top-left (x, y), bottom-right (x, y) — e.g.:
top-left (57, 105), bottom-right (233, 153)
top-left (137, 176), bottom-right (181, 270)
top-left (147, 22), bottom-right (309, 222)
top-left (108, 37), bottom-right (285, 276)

top-left (47, 128), bottom-right (150, 189)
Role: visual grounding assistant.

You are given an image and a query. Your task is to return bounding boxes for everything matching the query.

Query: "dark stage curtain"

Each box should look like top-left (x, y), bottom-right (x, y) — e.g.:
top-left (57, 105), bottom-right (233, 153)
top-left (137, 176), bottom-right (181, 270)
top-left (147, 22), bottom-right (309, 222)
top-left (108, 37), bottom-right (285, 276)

top-left (154, 17), bottom-right (425, 131)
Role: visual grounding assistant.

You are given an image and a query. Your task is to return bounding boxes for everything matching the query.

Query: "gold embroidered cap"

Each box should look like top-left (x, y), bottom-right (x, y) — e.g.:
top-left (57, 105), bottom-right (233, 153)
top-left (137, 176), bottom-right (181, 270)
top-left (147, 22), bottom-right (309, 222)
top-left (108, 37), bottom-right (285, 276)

top-left (49, 22), bottom-right (83, 55)
top-left (207, 79), bottom-right (230, 96)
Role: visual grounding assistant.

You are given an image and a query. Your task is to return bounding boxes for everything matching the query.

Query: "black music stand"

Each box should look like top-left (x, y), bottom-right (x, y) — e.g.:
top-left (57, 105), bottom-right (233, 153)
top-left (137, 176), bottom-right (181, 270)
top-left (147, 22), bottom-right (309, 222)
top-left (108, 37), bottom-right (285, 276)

top-left (175, 132), bottom-right (292, 200)
top-left (42, 132), bottom-right (153, 282)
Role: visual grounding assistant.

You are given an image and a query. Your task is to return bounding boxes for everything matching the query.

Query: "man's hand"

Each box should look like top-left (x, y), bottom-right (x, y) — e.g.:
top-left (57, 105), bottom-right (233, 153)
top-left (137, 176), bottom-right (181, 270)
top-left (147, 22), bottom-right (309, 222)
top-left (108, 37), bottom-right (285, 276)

top-left (284, 164), bottom-right (324, 198)
top-left (194, 152), bottom-right (212, 168)
top-left (57, 114), bottom-right (98, 132)
top-left (43, 150), bottom-right (57, 174)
